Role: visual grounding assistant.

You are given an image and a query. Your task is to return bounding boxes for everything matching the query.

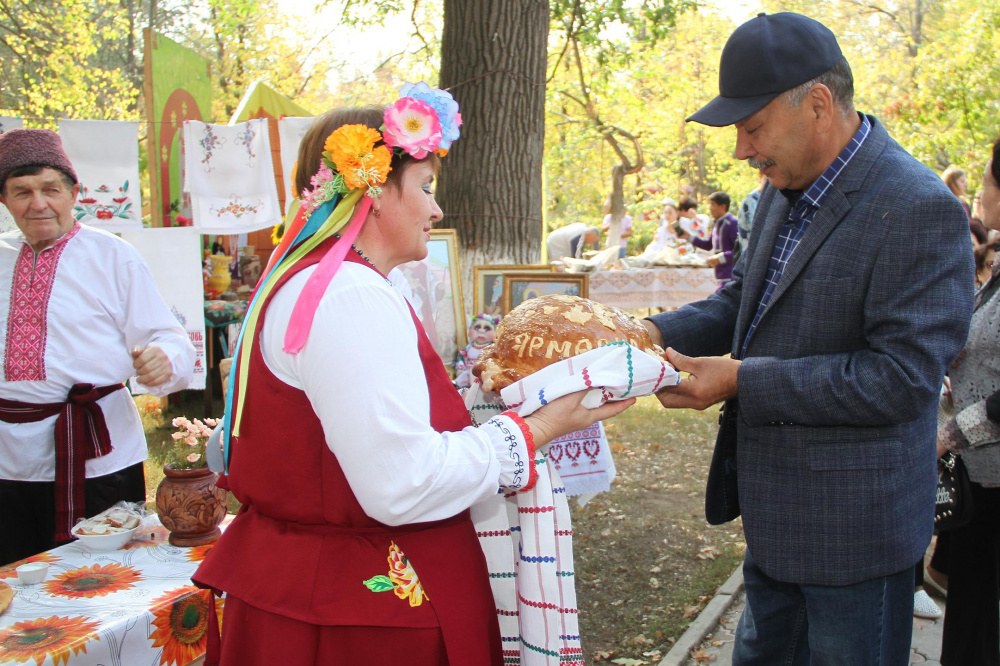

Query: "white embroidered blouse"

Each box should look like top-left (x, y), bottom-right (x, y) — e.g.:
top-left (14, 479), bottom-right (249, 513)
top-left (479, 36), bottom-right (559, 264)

top-left (0, 223), bottom-right (195, 482)
top-left (260, 261), bottom-right (533, 526)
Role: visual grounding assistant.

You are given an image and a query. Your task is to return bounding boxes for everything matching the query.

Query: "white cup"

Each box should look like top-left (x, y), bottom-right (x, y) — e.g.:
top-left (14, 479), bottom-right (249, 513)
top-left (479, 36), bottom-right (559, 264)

top-left (15, 561), bottom-right (49, 585)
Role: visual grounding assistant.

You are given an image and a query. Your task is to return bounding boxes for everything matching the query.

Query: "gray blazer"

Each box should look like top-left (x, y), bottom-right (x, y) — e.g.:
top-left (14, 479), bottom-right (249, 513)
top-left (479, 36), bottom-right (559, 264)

top-left (648, 116), bottom-right (974, 586)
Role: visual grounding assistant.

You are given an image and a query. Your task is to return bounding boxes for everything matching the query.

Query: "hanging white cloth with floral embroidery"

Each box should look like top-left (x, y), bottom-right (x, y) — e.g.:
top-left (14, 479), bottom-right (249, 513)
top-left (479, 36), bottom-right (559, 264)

top-left (57, 120), bottom-right (142, 233)
top-left (121, 227), bottom-right (207, 391)
top-left (182, 118), bottom-right (281, 234)
top-left (276, 116), bottom-right (316, 214)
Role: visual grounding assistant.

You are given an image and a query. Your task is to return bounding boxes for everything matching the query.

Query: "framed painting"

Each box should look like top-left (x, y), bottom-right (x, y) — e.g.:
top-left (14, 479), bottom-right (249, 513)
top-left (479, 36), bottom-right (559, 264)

top-left (393, 229), bottom-right (466, 373)
top-left (501, 272), bottom-right (590, 314)
top-left (472, 264), bottom-right (553, 317)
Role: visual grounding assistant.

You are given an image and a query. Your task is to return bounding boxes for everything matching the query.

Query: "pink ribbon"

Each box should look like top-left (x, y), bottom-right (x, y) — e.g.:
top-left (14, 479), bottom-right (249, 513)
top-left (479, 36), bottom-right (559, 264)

top-left (283, 196), bottom-right (372, 354)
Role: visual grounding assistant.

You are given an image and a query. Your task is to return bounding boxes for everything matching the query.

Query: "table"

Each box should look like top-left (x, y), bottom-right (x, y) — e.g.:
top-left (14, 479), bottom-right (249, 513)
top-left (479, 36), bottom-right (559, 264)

top-left (588, 266), bottom-right (718, 310)
top-left (0, 517), bottom-right (228, 666)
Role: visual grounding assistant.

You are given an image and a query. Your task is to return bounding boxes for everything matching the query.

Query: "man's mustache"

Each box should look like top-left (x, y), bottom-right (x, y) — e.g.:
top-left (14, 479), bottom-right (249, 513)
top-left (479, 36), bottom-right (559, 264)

top-left (747, 157), bottom-right (775, 170)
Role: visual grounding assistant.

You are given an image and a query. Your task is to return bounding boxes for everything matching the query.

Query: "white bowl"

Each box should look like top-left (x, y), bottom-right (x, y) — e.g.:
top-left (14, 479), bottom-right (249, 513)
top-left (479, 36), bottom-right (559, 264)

top-left (71, 524), bottom-right (139, 551)
top-left (16, 561), bottom-right (49, 585)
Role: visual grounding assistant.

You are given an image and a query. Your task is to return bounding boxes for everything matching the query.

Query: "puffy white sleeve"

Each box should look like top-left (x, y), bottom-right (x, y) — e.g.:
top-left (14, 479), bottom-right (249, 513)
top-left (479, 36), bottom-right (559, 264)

top-left (261, 266), bottom-right (534, 526)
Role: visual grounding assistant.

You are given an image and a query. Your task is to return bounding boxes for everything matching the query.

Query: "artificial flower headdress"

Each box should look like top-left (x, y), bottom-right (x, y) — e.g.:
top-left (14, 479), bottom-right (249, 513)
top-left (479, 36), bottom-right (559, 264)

top-left (298, 81), bottom-right (463, 214)
top-left (222, 83), bottom-right (462, 471)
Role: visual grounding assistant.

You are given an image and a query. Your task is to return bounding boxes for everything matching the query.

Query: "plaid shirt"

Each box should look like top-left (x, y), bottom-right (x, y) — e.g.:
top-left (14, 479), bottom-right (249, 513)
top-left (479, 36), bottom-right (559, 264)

top-left (741, 114), bottom-right (871, 358)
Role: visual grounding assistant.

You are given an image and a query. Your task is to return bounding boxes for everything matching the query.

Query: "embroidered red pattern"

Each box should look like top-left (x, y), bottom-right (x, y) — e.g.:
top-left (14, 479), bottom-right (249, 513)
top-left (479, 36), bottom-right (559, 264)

top-left (4, 227), bottom-right (78, 381)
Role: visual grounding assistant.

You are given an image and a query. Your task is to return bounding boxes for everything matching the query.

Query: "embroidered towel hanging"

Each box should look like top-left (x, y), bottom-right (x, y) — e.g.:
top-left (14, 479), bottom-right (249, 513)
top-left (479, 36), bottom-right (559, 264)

top-left (182, 119), bottom-right (281, 234)
top-left (121, 228), bottom-right (207, 391)
top-left (277, 116), bottom-right (316, 214)
top-left (58, 120), bottom-right (142, 233)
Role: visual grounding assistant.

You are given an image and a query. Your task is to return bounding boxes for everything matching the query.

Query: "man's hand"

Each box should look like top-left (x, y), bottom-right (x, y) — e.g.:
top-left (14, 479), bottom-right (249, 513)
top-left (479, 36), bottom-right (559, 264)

top-left (704, 254), bottom-right (721, 267)
top-left (525, 391), bottom-right (636, 445)
top-left (655, 348), bottom-right (740, 410)
top-left (131, 345), bottom-right (173, 387)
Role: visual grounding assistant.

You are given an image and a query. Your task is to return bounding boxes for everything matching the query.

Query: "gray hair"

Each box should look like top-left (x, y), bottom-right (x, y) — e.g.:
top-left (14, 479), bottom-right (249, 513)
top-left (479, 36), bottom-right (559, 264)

top-left (781, 57), bottom-right (855, 116)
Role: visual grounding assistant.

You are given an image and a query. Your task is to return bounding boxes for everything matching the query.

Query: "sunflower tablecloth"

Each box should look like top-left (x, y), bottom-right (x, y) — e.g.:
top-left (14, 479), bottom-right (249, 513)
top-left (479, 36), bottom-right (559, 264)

top-left (0, 517), bottom-right (228, 666)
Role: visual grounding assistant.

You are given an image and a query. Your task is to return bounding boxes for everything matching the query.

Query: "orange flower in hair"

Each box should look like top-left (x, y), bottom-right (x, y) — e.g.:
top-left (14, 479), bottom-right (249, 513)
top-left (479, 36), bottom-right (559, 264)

top-left (324, 124), bottom-right (392, 192)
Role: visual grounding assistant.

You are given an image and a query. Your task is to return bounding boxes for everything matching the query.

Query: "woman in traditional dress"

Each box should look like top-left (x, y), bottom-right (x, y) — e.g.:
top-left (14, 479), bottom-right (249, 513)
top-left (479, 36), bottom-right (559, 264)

top-left (193, 85), bottom-right (632, 666)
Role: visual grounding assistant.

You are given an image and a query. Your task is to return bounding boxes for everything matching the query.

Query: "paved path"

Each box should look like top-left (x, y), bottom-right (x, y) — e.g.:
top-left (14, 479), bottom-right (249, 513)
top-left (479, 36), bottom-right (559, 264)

top-left (658, 568), bottom-right (945, 666)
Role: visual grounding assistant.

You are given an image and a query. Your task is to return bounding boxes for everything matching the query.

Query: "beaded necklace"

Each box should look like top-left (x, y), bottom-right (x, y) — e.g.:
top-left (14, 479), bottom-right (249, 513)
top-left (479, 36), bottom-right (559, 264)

top-left (333, 233), bottom-right (391, 284)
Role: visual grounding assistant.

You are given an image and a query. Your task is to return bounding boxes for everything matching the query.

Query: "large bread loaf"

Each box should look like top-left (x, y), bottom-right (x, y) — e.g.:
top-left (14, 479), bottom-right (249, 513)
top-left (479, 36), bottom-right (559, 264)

top-left (472, 294), bottom-right (665, 392)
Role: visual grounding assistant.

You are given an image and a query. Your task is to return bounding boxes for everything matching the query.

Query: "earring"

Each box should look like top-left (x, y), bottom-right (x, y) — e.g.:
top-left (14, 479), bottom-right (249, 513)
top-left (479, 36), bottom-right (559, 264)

top-left (372, 207), bottom-right (381, 217)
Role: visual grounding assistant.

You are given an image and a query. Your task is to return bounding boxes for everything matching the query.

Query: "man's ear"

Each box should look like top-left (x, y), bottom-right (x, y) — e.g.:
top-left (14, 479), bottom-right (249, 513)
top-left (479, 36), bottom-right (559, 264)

top-left (809, 84), bottom-right (835, 131)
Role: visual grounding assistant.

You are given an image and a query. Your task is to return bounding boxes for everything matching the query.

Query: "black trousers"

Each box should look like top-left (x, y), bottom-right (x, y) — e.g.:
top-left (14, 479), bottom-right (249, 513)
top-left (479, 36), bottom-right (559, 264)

top-left (0, 462), bottom-right (146, 566)
top-left (935, 482), bottom-right (1000, 666)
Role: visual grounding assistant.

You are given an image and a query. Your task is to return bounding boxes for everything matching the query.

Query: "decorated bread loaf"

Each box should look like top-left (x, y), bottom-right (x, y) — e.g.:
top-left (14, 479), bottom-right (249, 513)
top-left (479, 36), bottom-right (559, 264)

top-left (472, 294), bottom-right (665, 392)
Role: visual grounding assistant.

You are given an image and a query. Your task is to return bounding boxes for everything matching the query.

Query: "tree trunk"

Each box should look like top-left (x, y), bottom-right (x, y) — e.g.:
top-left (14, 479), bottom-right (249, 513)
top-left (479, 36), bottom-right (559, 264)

top-left (438, 0), bottom-right (549, 315)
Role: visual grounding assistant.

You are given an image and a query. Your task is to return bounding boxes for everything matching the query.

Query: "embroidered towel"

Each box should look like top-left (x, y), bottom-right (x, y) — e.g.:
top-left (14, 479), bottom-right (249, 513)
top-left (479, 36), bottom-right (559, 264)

top-left (276, 116), bottom-right (316, 213)
top-left (501, 342), bottom-right (680, 415)
top-left (58, 120), bottom-right (142, 233)
top-left (469, 439), bottom-right (583, 666)
top-left (182, 119), bottom-right (281, 234)
top-left (120, 228), bottom-right (207, 391)
top-left (548, 422), bottom-right (616, 498)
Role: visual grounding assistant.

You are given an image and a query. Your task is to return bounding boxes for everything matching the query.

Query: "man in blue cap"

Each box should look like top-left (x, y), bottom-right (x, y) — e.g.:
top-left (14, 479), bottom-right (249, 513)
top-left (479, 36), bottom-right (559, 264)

top-left (642, 13), bottom-right (973, 663)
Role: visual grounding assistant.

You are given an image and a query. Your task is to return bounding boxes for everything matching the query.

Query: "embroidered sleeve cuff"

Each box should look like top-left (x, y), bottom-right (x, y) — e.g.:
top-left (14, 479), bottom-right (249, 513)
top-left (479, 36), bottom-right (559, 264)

top-left (482, 412), bottom-right (537, 492)
top-left (955, 400), bottom-right (1000, 450)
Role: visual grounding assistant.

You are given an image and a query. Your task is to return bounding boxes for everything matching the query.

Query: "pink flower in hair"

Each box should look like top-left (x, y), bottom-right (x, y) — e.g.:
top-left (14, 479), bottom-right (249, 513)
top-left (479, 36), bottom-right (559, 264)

top-left (382, 97), bottom-right (443, 159)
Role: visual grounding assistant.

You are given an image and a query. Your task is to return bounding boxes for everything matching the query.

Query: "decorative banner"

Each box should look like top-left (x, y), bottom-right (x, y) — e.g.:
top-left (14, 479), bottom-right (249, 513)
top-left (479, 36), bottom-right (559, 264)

top-left (144, 29), bottom-right (212, 227)
top-left (0, 117), bottom-right (23, 231)
top-left (277, 116), bottom-right (316, 213)
top-left (182, 119), bottom-right (281, 234)
top-left (58, 120), bottom-right (142, 232)
top-left (120, 227), bottom-right (207, 390)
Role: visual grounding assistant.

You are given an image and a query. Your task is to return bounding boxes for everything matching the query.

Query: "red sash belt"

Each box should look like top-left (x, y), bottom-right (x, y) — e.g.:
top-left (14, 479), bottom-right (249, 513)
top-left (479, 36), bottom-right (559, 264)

top-left (0, 383), bottom-right (125, 541)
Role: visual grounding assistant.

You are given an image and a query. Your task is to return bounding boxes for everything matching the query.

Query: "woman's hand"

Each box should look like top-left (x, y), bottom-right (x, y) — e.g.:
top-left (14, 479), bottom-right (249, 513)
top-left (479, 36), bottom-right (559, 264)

top-left (523, 391), bottom-right (635, 445)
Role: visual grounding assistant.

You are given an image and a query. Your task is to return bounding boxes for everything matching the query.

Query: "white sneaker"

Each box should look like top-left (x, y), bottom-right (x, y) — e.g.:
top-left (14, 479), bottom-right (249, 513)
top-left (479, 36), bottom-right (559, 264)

top-left (914, 589), bottom-right (942, 619)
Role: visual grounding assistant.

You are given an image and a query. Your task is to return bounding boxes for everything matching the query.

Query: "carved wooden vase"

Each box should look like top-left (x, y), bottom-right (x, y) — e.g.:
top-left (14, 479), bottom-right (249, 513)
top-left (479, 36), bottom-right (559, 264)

top-left (155, 465), bottom-right (228, 547)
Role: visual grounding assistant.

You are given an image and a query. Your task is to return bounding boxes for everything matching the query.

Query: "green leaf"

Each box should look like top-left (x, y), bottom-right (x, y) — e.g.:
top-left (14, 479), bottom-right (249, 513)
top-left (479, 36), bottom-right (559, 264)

top-left (362, 575), bottom-right (396, 593)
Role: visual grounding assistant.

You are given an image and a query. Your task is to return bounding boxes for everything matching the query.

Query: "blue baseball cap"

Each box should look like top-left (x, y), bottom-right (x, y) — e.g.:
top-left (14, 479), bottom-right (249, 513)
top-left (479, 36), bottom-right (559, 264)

top-left (687, 12), bottom-right (844, 127)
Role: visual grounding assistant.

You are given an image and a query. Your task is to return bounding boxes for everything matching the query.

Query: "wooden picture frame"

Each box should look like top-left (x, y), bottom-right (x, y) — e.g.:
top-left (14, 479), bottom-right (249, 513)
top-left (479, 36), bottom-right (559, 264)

top-left (501, 272), bottom-right (590, 314)
top-left (472, 264), bottom-right (553, 317)
top-left (394, 229), bottom-right (466, 372)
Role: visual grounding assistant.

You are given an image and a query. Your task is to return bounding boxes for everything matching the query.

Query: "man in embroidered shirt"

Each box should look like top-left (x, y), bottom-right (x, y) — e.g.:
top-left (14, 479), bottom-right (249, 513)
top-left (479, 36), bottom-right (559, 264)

top-left (0, 129), bottom-right (195, 565)
top-left (642, 13), bottom-right (973, 664)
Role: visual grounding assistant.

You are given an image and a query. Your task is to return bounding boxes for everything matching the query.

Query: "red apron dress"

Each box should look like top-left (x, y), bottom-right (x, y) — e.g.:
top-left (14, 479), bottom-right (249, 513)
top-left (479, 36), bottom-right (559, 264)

top-left (193, 241), bottom-right (502, 665)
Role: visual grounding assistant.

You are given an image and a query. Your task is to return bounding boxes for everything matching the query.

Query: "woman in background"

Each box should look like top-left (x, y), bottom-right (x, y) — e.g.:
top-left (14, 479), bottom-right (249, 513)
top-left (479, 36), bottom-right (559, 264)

top-left (933, 136), bottom-right (1000, 666)
top-left (942, 164), bottom-right (972, 220)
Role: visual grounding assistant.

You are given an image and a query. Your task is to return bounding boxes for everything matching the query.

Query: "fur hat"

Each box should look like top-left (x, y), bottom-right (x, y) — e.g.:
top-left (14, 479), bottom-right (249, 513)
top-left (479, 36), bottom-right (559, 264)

top-left (0, 129), bottom-right (78, 188)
